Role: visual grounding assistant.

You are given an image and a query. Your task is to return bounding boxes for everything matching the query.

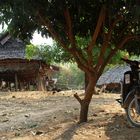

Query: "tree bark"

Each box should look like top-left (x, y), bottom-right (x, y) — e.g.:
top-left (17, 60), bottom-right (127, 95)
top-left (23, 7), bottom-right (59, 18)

top-left (84, 72), bottom-right (89, 91)
top-left (75, 74), bottom-right (96, 123)
top-left (79, 100), bottom-right (90, 122)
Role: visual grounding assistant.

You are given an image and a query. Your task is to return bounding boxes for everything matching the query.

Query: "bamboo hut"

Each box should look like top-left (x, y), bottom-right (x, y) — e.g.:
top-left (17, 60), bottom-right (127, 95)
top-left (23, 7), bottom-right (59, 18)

top-left (0, 32), bottom-right (57, 91)
top-left (97, 65), bottom-right (130, 92)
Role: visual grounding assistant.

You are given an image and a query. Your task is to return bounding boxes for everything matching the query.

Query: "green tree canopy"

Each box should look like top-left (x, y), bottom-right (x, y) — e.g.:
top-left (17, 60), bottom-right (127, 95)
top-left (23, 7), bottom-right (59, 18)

top-left (1, 0), bottom-right (140, 122)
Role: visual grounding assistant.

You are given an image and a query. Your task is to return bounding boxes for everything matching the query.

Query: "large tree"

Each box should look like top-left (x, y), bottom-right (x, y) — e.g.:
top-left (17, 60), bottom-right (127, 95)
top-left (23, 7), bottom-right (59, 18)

top-left (0, 0), bottom-right (140, 122)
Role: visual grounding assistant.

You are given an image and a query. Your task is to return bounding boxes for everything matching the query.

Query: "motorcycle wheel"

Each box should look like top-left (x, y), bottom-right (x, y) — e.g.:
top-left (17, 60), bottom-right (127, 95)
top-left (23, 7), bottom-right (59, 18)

top-left (126, 97), bottom-right (140, 127)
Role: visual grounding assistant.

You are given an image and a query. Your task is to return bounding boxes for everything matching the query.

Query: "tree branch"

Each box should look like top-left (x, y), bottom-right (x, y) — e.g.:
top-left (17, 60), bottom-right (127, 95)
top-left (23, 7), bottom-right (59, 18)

top-left (37, 11), bottom-right (96, 75)
top-left (37, 12), bottom-right (69, 51)
top-left (108, 15), bottom-right (124, 41)
top-left (96, 35), bottom-right (140, 80)
top-left (63, 8), bottom-right (94, 72)
top-left (84, 6), bottom-right (106, 67)
top-left (64, 8), bottom-right (76, 47)
top-left (74, 93), bottom-right (82, 104)
top-left (37, 12), bottom-right (91, 73)
top-left (95, 15), bottom-right (124, 72)
top-left (87, 5), bottom-right (106, 53)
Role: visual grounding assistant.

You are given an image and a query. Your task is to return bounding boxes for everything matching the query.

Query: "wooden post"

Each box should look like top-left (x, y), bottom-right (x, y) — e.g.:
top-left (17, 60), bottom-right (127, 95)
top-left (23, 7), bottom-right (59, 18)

top-left (7, 81), bottom-right (11, 91)
top-left (37, 73), bottom-right (45, 91)
top-left (28, 82), bottom-right (30, 91)
top-left (20, 81), bottom-right (24, 91)
top-left (15, 73), bottom-right (18, 91)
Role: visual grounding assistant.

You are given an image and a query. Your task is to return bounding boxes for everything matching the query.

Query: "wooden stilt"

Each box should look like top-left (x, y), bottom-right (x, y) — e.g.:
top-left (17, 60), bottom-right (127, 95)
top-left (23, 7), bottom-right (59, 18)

top-left (15, 73), bottom-right (18, 91)
top-left (37, 73), bottom-right (45, 91)
top-left (20, 81), bottom-right (24, 91)
top-left (28, 82), bottom-right (30, 91)
top-left (7, 81), bottom-right (11, 91)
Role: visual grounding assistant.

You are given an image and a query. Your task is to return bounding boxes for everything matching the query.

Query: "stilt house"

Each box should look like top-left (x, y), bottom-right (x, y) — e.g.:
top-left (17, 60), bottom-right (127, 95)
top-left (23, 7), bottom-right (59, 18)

top-left (0, 32), bottom-right (57, 91)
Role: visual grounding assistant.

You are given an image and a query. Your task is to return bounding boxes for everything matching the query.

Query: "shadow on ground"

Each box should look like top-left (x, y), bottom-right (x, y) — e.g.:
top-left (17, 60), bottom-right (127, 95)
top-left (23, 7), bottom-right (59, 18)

top-left (52, 113), bottom-right (140, 140)
top-left (53, 122), bottom-right (83, 140)
top-left (104, 114), bottom-right (140, 140)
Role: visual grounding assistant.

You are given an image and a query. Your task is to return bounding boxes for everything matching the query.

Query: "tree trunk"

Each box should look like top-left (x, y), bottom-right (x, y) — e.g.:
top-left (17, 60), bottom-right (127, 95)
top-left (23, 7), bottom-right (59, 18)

top-left (84, 72), bottom-right (89, 91)
top-left (79, 100), bottom-right (90, 122)
top-left (75, 74), bottom-right (96, 123)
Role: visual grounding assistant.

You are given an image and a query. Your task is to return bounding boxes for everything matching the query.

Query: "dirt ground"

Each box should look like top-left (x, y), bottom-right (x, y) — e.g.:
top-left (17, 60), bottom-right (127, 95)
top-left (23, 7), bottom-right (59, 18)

top-left (0, 90), bottom-right (140, 140)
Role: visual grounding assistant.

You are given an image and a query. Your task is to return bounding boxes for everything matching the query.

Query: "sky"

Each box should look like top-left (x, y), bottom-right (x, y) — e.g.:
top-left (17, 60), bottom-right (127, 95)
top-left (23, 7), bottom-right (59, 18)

top-left (0, 24), bottom-right (53, 46)
top-left (31, 32), bottom-right (53, 46)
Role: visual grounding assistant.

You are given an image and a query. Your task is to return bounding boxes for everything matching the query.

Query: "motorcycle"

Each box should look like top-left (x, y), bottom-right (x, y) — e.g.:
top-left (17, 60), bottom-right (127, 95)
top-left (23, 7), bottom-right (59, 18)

top-left (117, 58), bottom-right (140, 127)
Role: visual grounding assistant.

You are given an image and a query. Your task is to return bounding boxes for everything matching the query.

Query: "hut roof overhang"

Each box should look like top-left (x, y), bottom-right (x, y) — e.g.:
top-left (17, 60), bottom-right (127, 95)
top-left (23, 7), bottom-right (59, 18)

top-left (97, 65), bottom-right (131, 86)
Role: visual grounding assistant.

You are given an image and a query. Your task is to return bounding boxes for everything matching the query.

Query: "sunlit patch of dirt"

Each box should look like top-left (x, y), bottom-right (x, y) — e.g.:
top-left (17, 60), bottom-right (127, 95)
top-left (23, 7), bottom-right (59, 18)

top-left (0, 90), bottom-right (138, 140)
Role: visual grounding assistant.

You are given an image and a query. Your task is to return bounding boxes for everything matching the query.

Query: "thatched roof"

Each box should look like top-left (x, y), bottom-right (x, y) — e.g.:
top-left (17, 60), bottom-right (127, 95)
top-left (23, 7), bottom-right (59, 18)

top-left (0, 32), bottom-right (27, 59)
top-left (0, 32), bottom-right (43, 73)
top-left (0, 32), bottom-right (59, 73)
top-left (97, 65), bottom-right (131, 85)
top-left (0, 32), bottom-right (41, 60)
